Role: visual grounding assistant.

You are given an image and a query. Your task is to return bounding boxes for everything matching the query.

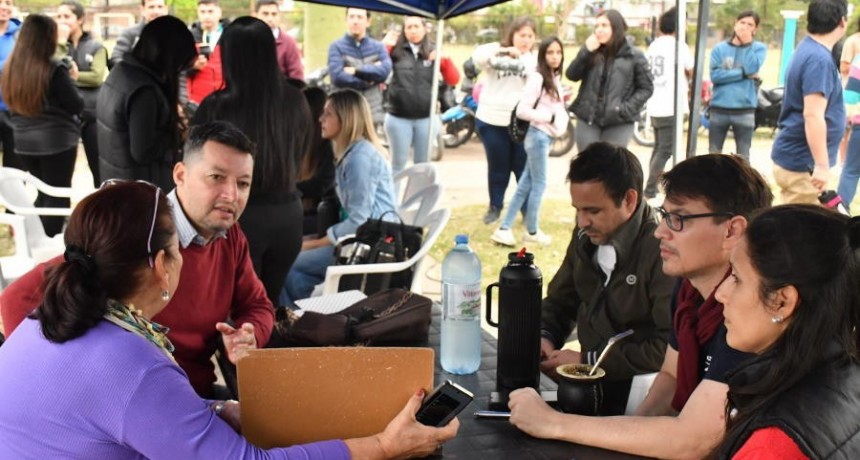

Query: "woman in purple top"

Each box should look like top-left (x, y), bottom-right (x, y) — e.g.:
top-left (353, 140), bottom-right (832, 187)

top-left (0, 155), bottom-right (457, 458)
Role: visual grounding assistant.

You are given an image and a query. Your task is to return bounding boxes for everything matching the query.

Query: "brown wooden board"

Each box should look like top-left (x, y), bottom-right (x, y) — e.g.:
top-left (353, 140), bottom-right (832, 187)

top-left (238, 347), bottom-right (435, 448)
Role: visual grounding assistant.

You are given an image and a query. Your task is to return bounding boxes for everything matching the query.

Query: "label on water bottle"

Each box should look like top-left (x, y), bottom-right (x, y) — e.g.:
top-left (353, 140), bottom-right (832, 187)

top-left (443, 282), bottom-right (481, 320)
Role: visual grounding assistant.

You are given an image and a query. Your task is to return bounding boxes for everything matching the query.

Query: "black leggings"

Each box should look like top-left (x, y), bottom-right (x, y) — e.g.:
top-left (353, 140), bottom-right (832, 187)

top-left (20, 147), bottom-right (77, 237)
top-left (81, 114), bottom-right (100, 187)
top-left (239, 195), bottom-right (303, 307)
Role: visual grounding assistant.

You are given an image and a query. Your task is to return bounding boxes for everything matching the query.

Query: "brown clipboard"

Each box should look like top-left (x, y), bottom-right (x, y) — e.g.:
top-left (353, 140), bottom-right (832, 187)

top-left (238, 347), bottom-right (435, 448)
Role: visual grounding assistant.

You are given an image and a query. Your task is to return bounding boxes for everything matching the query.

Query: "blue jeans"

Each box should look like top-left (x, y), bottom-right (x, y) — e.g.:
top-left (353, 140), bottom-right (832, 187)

top-left (280, 245), bottom-right (336, 307)
top-left (384, 114), bottom-right (433, 176)
top-left (838, 125), bottom-right (860, 213)
top-left (708, 110), bottom-right (755, 160)
top-left (645, 116), bottom-right (675, 197)
top-left (500, 126), bottom-right (550, 233)
top-left (475, 118), bottom-right (527, 211)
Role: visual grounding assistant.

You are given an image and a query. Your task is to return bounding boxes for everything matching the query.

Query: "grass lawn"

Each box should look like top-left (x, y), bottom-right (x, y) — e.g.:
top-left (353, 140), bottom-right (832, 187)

top-left (428, 198), bottom-right (574, 294)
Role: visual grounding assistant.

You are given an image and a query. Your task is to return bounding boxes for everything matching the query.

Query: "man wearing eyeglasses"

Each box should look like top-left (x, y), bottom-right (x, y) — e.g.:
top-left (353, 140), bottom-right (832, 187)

top-left (539, 142), bottom-right (675, 416)
top-left (1, 122), bottom-right (271, 400)
top-left (510, 154), bottom-right (773, 458)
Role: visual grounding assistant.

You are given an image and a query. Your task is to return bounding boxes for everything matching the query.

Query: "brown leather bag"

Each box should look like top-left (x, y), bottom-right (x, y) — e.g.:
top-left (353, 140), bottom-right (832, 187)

top-left (269, 289), bottom-right (432, 347)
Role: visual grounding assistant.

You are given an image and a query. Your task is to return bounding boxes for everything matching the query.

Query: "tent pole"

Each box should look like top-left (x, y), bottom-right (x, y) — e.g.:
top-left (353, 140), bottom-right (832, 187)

top-left (686, 0), bottom-right (709, 158)
top-left (426, 17), bottom-right (445, 159)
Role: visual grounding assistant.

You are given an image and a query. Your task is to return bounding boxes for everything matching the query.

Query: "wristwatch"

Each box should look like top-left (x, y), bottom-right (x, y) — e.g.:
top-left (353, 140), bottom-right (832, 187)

top-left (212, 400), bottom-right (236, 415)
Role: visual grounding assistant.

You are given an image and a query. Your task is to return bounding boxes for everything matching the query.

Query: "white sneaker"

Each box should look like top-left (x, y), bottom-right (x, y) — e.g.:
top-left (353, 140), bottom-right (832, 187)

top-left (491, 228), bottom-right (516, 247)
top-left (523, 230), bottom-right (552, 247)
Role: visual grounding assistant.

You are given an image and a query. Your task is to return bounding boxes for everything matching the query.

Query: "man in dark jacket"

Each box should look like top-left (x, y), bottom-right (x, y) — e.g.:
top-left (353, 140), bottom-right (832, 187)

top-left (540, 141), bottom-right (675, 415)
top-left (327, 8), bottom-right (391, 125)
top-left (108, 0), bottom-right (167, 68)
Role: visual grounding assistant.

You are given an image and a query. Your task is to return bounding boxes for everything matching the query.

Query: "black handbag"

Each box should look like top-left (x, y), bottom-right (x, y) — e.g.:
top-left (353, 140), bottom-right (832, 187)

top-left (269, 289), bottom-right (433, 347)
top-left (508, 90), bottom-right (542, 143)
top-left (333, 211), bottom-right (424, 293)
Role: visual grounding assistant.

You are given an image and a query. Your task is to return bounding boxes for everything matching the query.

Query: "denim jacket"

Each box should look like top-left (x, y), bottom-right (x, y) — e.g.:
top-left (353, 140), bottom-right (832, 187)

top-left (328, 139), bottom-right (397, 242)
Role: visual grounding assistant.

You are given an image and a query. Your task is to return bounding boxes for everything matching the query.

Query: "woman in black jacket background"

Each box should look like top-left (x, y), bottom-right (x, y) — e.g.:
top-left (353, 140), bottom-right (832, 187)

top-left (566, 9), bottom-right (653, 152)
top-left (1, 14), bottom-right (82, 236)
top-left (97, 16), bottom-right (196, 191)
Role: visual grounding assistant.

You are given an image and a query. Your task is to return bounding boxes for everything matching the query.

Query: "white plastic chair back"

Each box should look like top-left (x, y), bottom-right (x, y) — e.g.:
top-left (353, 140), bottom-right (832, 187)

top-left (393, 163), bottom-right (436, 207)
top-left (320, 207), bottom-right (451, 296)
top-left (397, 183), bottom-right (443, 226)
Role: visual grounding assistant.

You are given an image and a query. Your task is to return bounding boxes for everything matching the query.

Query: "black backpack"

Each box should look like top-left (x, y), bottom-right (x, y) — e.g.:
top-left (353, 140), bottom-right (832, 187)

top-left (333, 211), bottom-right (424, 294)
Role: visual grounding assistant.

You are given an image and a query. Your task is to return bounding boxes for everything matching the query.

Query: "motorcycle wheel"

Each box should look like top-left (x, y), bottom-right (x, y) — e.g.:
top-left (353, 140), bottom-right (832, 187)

top-left (549, 119), bottom-right (576, 157)
top-left (633, 111), bottom-right (655, 147)
top-left (442, 116), bottom-right (475, 148)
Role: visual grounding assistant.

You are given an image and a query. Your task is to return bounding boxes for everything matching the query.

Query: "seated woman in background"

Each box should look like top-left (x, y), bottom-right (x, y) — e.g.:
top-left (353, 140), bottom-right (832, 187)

top-left (298, 86), bottom-right (336, 237)
top-left (713, 205), bottom-right (860, 458)
top-left (1, 14), bottom-right (82, 237)
top-left (282, 89), bottom-right (397, 305)
top-left (0, 181), bottom-right (457, 459)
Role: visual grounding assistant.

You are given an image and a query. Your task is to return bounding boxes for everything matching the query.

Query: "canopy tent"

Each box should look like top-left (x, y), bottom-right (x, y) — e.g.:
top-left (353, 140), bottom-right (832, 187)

top-left (302, 0), bottom-right (509, 19)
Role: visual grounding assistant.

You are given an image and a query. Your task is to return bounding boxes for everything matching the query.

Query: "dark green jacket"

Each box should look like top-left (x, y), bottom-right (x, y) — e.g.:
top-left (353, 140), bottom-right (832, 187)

top-left (541, 202), bottom-right (674, 381)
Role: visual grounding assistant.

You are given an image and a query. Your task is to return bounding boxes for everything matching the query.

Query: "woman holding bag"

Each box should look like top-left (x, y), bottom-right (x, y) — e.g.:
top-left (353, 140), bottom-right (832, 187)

top-left (282, 89), bottom-right (397, 306)
top-left (491, 37), bottom-right (568, 247)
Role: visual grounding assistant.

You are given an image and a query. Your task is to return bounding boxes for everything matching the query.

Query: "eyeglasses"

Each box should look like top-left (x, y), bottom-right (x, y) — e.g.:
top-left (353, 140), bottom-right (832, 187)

top-left (655, 206), bottom-right (735, 232)
top-left (99, 179), bottom-right (162, 268)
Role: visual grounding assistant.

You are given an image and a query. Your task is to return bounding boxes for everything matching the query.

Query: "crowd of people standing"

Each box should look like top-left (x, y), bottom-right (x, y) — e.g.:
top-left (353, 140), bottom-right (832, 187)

top-left (1, 0), bottom-right (860, 458)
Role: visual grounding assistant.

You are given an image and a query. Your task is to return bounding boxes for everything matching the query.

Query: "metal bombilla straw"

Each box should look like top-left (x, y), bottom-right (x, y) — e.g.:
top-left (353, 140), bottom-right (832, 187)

top-left (589, 329), bottom-right (635, 376)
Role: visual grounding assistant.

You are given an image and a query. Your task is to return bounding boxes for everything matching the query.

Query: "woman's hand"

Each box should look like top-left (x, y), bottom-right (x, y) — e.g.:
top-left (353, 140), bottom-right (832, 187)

top-left (585, 34), bottom-right (600, 52)
top-left (502, 46), bottom-right (521, 58)
top-left (375, 389), bottom-right (460, 459)
top-left (301, 236), bottom-right (332, 251)
top-left (509, 387), bottom-right (562, 439)
top-left (214, 400), bottom-right (242, 433)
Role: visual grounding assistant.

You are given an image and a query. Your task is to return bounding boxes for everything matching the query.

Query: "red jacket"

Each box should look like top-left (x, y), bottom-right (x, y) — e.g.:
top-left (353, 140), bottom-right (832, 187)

top-left (187, 45), bottom-right (224, 105)
top-left (275, 28), bottom-right (304, 81)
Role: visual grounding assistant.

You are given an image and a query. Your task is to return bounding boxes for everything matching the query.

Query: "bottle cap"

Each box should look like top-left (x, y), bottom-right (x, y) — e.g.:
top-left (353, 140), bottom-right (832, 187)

top-left (455, 234), bottom-right (469, 244)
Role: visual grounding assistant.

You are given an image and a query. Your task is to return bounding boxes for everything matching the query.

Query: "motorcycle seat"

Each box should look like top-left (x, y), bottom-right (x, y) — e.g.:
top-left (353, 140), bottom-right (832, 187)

top-left (761, 87), bottom-right (784, 104)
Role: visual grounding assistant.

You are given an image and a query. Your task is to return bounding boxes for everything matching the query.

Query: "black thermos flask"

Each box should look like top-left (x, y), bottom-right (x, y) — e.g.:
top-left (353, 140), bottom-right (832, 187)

top-left (485, 249), bottom-right (543, 407)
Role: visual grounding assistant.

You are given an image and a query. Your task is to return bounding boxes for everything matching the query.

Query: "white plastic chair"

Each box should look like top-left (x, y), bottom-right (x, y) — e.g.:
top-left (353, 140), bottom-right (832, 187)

top-left (397, 182), bottom-right (443, 226)
top-left (319, 208), bottom-right (451, 296)
top-left (624, 372), bottom-right (659, 415)
top-left (0, 167), bottom-right (76, 263)
top-left (393, 163), bottom-right (436, 208)
top-left (0, 214), bottom-right (35, 289)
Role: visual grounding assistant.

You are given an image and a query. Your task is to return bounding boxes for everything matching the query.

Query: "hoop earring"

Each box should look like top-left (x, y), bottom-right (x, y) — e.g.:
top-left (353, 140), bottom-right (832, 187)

top-left (161, 290), bottom-right (170, 301)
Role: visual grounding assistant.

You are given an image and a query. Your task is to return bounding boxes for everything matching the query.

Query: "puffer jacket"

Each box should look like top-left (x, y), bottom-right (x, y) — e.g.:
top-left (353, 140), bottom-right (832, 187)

top-left (96, 54), bottom-right (179, 190)
top-left (566, 41), bottom-right (653, 128)
top-left (718, 343), bottom-right (860, 458)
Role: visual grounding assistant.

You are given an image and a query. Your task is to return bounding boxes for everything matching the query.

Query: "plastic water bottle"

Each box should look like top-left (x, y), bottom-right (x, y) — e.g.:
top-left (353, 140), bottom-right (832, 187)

top-left (441, 234), bottom-right (482, 374)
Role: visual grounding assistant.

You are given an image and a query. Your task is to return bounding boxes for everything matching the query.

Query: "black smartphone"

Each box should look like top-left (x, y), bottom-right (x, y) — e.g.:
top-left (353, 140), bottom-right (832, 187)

top-left (415, 380), bottom-right (474, 427)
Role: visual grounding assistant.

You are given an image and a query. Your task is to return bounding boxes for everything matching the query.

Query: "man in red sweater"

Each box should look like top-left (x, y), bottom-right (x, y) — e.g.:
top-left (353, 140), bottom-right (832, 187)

top-left (0, 121), bottom-right (273, 398)
top-left (255, 0), bottom-right (304, 81)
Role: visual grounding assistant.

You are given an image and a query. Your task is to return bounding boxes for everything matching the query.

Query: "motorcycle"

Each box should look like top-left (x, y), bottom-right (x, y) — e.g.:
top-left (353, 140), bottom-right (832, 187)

top-left (440, 59), bottom-right (479, 148)
top-left (755, 86), bottom-right (783, 134)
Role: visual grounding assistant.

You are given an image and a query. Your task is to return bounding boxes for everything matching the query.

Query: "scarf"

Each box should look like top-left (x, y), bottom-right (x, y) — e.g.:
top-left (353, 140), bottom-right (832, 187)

top-left (671, 270), bottom-right (730, 411)
top-left (104, 299), bottom-right (176, 363)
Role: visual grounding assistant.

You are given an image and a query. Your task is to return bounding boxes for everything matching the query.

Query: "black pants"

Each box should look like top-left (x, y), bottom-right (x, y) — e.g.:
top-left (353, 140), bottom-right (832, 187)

top-left (0, 111), bottom-right (23, 170)
top-left (20, 148), bottom-right (77, 237)
top-left (81, 113), bottom-right (100, 187)
top-left (239, 194), bottom-right (303, 307)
